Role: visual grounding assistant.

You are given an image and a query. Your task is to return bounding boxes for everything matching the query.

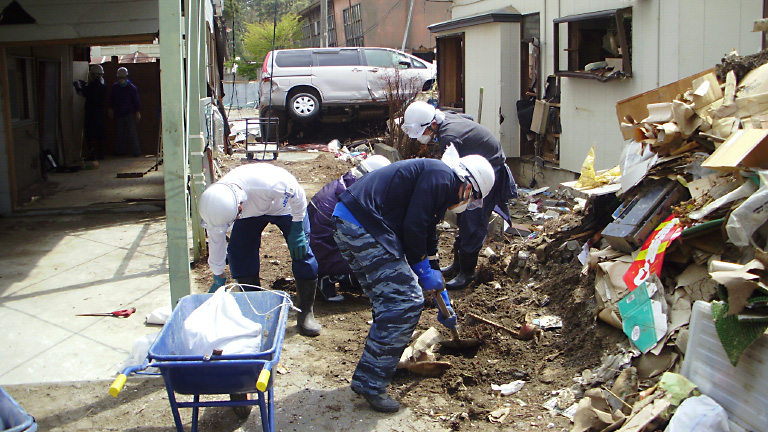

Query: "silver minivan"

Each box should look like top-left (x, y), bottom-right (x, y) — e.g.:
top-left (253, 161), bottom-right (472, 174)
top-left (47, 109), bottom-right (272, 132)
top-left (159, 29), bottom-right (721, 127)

top-left (258, 47), bottom-right (435, 137)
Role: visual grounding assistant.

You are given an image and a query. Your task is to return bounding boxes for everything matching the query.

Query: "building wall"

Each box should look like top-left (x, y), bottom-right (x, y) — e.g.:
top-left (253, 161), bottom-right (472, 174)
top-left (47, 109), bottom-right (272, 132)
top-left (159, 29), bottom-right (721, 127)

top-left (461, 22), bottom-right (521, 158)
top-left (441, 0), bottom-right (763, 176)
top-left (312, 0), bottom-right (450, 52)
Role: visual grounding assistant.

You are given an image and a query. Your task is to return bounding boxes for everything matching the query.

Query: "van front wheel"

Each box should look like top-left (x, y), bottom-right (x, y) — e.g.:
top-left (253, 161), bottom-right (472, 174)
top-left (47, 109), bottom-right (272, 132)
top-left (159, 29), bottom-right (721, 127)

top-left (288, 92), bottom-right (321, 122)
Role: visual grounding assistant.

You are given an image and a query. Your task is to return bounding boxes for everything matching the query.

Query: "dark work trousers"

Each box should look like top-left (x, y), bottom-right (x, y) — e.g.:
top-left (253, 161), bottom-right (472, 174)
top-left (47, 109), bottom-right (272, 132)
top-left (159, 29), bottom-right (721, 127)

top-left (115, 114), bottom-right (141, 156)
top-left (228, 213), bottom-right (318, 281)
top-left (333, 217), bottom-right (423, 396)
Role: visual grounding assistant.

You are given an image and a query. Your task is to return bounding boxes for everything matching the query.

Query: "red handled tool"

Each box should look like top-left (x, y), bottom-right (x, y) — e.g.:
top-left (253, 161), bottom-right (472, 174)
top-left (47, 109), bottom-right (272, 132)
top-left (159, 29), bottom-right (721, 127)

top-left (77, 307), bottom-right (136, 318)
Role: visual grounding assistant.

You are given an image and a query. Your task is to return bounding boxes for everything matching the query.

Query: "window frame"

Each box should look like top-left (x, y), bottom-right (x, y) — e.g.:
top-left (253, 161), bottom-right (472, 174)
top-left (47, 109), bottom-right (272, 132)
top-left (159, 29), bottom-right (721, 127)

top-left (553, 7), bottom-right (632, 82)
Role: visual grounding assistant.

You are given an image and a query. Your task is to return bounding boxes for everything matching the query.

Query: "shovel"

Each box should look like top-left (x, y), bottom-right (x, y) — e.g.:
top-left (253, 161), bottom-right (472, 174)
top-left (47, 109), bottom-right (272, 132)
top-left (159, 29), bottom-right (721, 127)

top-left (431, 290), bottom-right (481, 349)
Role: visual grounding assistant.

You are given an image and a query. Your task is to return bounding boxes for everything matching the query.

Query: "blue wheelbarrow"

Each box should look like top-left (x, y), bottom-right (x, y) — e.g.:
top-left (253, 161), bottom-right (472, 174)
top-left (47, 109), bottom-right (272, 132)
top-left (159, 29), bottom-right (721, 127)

top-left (110, 290), bottom-right (291, 432)
top-left (0, 386), bottom-right (37, 432)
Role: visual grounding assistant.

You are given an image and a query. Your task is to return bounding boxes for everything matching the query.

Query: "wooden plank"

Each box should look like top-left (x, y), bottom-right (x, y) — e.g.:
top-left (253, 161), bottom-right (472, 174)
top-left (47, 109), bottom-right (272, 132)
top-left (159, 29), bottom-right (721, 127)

top-left (160, 0), bottom-right (191, 306)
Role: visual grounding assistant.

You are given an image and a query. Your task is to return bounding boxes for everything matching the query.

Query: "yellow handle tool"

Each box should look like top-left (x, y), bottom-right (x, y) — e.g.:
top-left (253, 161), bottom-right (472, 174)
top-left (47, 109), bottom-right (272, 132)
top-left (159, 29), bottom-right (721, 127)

top-left (109, 374), bottom-right (127, 397)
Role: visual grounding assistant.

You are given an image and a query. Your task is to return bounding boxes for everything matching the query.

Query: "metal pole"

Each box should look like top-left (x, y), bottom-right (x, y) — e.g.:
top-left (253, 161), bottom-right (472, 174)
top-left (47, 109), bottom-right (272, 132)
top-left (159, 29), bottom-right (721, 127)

top-left (402, 0), bottom-right (415, 51)
top-left (320, 0), bottom-right (328, 47)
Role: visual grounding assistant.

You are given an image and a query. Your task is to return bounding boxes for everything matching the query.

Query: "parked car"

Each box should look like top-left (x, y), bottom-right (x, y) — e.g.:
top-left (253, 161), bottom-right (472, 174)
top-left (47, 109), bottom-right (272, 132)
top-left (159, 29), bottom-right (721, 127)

top-left (258, 47), bottom-right (436, 138)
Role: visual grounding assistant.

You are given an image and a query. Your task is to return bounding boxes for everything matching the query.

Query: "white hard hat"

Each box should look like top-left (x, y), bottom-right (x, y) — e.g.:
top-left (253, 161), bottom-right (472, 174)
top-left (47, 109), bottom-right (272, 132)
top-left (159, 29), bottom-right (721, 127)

top-left (199, 183), bottom-right (240, 230)
top-left (359, 155), bottom-right (391, 174)
top-left (401, 101), bottom-right (436, 138)
top-left (117, 67), bottom-right (129, 78)
top-left (458, 155), bottom-right (495, 199)
top-left (89, 64), bottom-right (104, 75)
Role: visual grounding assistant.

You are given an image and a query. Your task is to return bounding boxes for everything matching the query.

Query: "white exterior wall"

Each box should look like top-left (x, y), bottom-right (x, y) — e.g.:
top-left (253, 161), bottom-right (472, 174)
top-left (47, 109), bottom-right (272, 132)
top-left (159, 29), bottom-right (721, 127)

top-left (462, 22), bottom-right (521, 157)
top-left (443, 0), bottom-right (763, 173)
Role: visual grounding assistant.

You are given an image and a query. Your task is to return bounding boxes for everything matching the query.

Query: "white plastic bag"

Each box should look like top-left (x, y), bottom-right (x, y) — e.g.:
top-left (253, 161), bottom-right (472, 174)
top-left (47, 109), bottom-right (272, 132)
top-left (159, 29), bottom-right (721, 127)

top-left (666, 395), bottom-right (729, 432)
top-left (181, 289), bottom-right (263, 356)
top-left (115, 331), bottom-right (161, 374)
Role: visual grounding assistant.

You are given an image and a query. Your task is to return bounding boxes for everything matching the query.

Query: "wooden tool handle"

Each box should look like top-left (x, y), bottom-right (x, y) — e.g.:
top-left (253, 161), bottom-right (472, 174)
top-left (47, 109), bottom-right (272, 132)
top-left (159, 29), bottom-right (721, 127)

top-left (431, 290), bottom-right (462, 339)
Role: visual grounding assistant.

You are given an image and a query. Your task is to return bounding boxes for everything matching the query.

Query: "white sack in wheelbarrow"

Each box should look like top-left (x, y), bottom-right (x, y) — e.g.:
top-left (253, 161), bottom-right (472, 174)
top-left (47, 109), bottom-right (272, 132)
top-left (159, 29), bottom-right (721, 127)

top-left (181, 289), bottom-right (262, 356)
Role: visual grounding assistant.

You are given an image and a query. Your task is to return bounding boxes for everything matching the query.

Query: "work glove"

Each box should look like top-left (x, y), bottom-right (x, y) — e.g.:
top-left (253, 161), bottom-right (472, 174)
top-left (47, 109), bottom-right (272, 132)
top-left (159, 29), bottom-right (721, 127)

top-left (436, 290), bottom-right (457, 330)
top-left (135, 112), bottom-right (141, 123)
top-left (287, 221), bottom-right (307, 260)
top-left (411, 258), bottom-right (444, 292)
top-left (209, 274), bottom-right (226, 293)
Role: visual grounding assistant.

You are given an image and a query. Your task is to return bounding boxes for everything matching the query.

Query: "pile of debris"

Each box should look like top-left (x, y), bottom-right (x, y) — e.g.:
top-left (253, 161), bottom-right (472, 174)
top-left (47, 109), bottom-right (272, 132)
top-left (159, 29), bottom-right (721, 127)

top-left (487, 51), bottom-right (768, 432)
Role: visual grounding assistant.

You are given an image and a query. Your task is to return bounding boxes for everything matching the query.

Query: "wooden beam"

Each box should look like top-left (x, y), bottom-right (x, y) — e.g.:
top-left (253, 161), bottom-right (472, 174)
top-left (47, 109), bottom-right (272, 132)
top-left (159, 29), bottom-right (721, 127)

top-left (159, 0), bottom-right (191, 306)
top-left (187, 0), bottom-right (207, 261)
top-left (0, 34), bottom-right (157, 48)
top-left (0, 48), bottom-right (18, 212)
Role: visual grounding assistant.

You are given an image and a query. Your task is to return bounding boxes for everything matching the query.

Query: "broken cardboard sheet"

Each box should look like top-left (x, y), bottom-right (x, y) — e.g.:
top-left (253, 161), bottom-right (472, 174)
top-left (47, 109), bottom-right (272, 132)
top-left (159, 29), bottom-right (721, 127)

top-left (676, 264), bottom-right (718, 302)
top-left (622, 215), bottom-right (683, 291)
top-left (618, 276), bottom-right (668, 354)
top-left (726, 170), bottom-right (768, 247)
top-left (708, 259), bottom-right (764, 316)
top-left (571, 388), bottom-right (626, 432)
top-left (635, 347), bottom-right (679, 379)
top-left (689, 178), bottom-right (757, 220)
top-left (686, 173), bottom-right (736, 201)
top-left (691, 73), bottom-right (724, 111)
top-left (595, 256), bottom-right (634, 307)
top-left (703, 129), bottom-right (768, 171)
top-left (398, 327), bottom-right (451, 376)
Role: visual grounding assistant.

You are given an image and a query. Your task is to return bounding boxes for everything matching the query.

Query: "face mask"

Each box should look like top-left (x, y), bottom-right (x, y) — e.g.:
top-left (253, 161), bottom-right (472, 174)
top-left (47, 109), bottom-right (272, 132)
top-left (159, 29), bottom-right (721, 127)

top-left (416, 133), bottom-right (431, 144)
top-left (452, 201), bottom-right (468, 214)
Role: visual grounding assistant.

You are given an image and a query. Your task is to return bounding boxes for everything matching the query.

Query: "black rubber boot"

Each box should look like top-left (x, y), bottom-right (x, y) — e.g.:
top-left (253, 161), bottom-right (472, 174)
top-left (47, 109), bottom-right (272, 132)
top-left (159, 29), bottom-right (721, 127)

top-left (446, 252), bottom-right (478, 291)
top-left (440, 245), bottom-right (460, 276)
top-left (296, 279), bottom-right (322, 337)
top-left (236, 275), bottom-right (261, 292)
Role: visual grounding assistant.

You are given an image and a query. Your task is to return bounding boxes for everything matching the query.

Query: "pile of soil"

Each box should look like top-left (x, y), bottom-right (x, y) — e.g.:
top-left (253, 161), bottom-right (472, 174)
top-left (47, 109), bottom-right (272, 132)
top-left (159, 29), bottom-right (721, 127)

top-left (206, 149), bottom-right (627, 430)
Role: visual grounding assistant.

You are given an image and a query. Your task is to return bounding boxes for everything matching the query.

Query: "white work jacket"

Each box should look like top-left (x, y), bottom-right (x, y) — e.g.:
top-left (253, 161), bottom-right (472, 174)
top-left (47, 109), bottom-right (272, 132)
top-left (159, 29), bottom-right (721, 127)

top-left (205, 163), bottom-right (307, 275)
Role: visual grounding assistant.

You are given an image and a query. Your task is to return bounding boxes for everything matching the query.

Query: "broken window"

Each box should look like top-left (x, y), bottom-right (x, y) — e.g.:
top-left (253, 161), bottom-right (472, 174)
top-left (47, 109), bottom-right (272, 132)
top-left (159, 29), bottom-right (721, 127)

top-left (7, 57), bottom-right (35, 123)
top-left (343, 3), bottom-right (364, 47)
top-left (553, 7), bottom-right (632, 82)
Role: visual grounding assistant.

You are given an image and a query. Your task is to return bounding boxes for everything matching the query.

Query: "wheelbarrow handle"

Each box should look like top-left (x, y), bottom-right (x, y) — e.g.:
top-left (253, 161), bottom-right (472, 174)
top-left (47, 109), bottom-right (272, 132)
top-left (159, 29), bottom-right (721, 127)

top-left (257, 363), bottom-right (273, 392)
top-left (109, 374), bottom-right (128, 397)
top-left (110, 362), bottom-right (150, 397)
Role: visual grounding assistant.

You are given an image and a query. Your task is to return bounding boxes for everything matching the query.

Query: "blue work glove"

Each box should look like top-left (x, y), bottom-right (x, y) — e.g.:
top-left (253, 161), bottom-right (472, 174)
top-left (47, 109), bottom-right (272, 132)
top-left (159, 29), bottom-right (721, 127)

top-left (287, 221), bottom-right (307, 260)
top-left (437, 290), bottom-right (457, 330)
top-left (411, 258), bottom-right (444, 292)
top-left (209, 274), bottom-right (226, 293)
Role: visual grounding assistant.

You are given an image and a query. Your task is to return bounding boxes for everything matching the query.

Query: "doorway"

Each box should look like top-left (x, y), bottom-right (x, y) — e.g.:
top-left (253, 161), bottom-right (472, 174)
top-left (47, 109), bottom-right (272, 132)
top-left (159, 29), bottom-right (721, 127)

top-left (38, 60), bottom-right (62, 169)
top-left (436, 34), bottom-right (464, 110)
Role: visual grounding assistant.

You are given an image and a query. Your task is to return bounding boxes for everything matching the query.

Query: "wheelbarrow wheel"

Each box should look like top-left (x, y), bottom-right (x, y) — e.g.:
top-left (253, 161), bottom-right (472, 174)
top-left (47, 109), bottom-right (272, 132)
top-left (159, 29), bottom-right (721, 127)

top-left (229, 393), bottom-right (253, 419)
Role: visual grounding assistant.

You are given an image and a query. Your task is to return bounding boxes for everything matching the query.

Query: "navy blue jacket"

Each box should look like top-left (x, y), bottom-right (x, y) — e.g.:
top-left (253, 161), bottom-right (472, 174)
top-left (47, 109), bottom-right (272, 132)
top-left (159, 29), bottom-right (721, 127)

top-left (436, 112), bottom-right (518, 214)
top-left (338, 159), bottom-right (463, 264)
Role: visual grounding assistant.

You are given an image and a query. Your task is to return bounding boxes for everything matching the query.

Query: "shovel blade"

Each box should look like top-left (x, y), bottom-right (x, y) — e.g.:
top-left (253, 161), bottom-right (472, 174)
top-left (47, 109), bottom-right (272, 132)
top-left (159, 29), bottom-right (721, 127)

top-left (440, 337), bottom-right (482, 349)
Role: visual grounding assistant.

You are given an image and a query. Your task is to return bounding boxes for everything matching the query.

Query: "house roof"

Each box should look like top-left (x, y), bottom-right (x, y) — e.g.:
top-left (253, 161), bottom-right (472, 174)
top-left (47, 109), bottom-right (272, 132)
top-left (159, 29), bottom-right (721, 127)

top-left (428, 7), bottom-right (522, 33)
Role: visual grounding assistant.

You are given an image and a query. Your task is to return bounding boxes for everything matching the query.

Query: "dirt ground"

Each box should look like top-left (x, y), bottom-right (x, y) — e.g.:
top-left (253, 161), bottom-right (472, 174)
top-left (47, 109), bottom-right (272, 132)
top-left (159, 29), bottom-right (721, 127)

top-left (7, 135), bottom-right (626, 432)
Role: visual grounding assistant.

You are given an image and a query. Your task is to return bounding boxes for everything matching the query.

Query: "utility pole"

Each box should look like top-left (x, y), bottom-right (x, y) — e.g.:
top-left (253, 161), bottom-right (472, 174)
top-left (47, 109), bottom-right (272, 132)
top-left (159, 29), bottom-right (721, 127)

top-left (320, 0), bottom-right (328, 47)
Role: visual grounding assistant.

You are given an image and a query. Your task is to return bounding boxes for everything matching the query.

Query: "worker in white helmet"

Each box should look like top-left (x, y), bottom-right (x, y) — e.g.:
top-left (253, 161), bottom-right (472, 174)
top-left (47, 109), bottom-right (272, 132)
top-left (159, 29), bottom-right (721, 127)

top-left (74, 64), bottom-right (107, 160)
top-left (331, 146), bottom-right (495, 412)
top-left (401, 100), bottom-right (519, 291)
top-left (109, 67), bottom-right (142, 157)
top-left (198, 163), bottom-right (322, 337)
top-left (308, 154), bottom-right (391, 302)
